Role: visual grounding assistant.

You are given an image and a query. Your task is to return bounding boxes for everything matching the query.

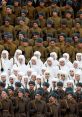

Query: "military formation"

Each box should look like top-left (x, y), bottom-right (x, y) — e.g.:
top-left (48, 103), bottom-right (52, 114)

top-left (0, 0), bottom-right (82, 117)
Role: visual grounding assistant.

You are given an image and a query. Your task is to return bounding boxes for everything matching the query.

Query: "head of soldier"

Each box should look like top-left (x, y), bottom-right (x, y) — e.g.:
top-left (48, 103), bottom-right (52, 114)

top-left (27, 0), bottom-right (32, 6)
top-left (65, 11), bottom-right (72, 19)
top-left (6, 6), bottom-right (12, 14)
top-left (75, 21), bottom-right (81, 28)
top-left (76, 82), bottom-right (82, 92)
top-left (33, 21), bottom-right (39, 28)
top-left (38, 12), bottom-right (44, 20)
top-left (39, 0), bottom-right (45, 7)
top-left (18, 88), bottom-right (24, 98)
top-left (1, 89), bottom-right (8, 99)
top-left (35, 38), bottom-right (43, 46)
top-left (8, 86), bottom-right (14, 96)
top-left (29, 81), bottom-right (35, 90)
top-left (35, 90), bottom-right (43, 101)
top-left (20, 38), bottom-right (29, 46)
top-left (14, 0), bottom-right (20, 7)
top-left (49, 93), bottom-right (58, 103)
top-left (43, 82), bottom-right (49, 91)
top-left (58, 34), bottom-right (65, 42)
top-left (49, 39), bottom-right (56, 47)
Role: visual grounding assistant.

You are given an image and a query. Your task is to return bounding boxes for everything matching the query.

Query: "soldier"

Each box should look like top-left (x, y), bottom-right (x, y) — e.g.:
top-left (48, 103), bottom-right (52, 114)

top-left (46, 39), bottom-right (61, 58)
top-left (22, 0), bottom-right (35, 20)
top-left (3, 32), bottom-right (17, 58)
top-left (75, 10), bottom-right (82, 27)
top-left (65, 90), bottom-right (78, 117)
top-left (15, 17), bottom-right (29, 36)
top-left (14, 81), bottom-right (21, 97)
top-left (42, 20), bottom-right (56, 38)
top-left (33, 38), bottom-right (47, 62)
top-left (14, 0), bottom-right (21, 17)
top-left (35, 0), bottom-right (48, 19)
top-left (15, 88), bottom-right (29, 117)
top-left (36, 12), bottom-right (46, 28)
top-left (48, 9), bottom-right (61, 29)
top-left (28, 89), bottom-right (47, 117)
top-left (57, 19), bottom-right (71, 37)
top-left (47, 92), bottom-right (59, 117)
top-left (28, 81), bottom-right (35, 100)
top-left (64, 10), bottom-right (74, 28)
top-left (0, 17), bottom-right (15, 37)
top-left (18, 38), bottom-right (33, 64)
top-left (42, 82), bottom-right (50, 103)
top-left (47, 0), bottom-right (61, 17)
top-left (56, 33), bottom-right (66, 55)
top-left (1, 89), bottom-right (14, 117)
top-left (1, 1), bottom-right (15, 25)
top-left (71, 21), bottom-right (82, 38)
top-left (56, 81), bottom-right (65, 100)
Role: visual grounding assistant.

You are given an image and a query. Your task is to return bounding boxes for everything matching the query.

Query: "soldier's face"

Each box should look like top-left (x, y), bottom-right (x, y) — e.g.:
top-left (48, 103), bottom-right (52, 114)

top-left (33, 23), bottom-right (38, 28)
top-left (76, 86), bottom-right (81, 91)
top-left (67, 83), bottom-right (73, 88)
top-left (53, 12), bottom-right (58, 17)
top-left (67, 94), bottom-right (73, 99)
top-left (28, 1), bottom-right (32, 6)
top-left (14, 1), bottom-right (19, 6)
top-left (35, 94), bottom-right (42, 100)
top-left (40, 2), bottom-right (44, 7)
top-left (8, 89), bottom-right (13, 95)
top-left (76, 23), bottom-right (80, 28)
top-left (1, 91), bottom-right (7, 98)
top-left (50, 41), bottom-right (55, 46)
top-left (59, 36), bottom-right (64, 42)
top-left (29, 84), bottom-right (34, 90)
top-left (9, 78), bottom-right (14, 84)
top-left (18, 91), bottom-right (23, 97)
top-left (19, 20), bottom-right (24, 25)
top-left (66, 13), bottom-right (71, 18)
top-left (6, 8), bottom-right (12, 14)
top-left (5, 21), bottom-right (9, 26)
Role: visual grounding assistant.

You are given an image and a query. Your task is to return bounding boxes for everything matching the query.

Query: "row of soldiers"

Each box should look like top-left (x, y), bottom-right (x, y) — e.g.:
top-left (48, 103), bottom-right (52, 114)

top-left (0, 0), bottom-right (82, 37)
top-left (0, 31), bottom-right (82, 63)
top-left (0, 78), bottom-right (81, 117)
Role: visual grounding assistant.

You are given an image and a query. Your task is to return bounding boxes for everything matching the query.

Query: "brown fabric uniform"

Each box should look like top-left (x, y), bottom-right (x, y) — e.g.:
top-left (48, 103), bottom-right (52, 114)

top-left (15, 97), bottom-right (29, 117)
top-left (71, 27), bottom-right (82, 38)
top-left (48, 16), bottom-right (61, 29)
top-left (46, 102), bottom-right (59, 117)
top-left (1, 98), bottom-right (14, 117)
top-left (22, 5), bottom-right (35, 19)
top-left (28, 99), bottom-right (47, 117)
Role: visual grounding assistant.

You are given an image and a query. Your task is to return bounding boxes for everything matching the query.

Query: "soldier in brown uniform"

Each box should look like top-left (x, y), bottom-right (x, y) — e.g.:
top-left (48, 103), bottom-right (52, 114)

top-left (47, 92), bottom-right (59, 117)
top-left (14, 0), bottom-right (21, 17)
top-left (42, 20), bottom-right (57, 38)
top-left (22, 0), bottom-right (35, 20)
top-left (1, 1), bottom-right (15, 25)
top-left (15, 88), bottom-right (29, 117)
top-left (46, 39), bottom-right (61, 58)
top-left (1, 89), bottom-right (14, 117)
top-left (65, 90), bottom-right (78, 117)
top-left (18, 38), bottom-right (33, 64)
top-left (35, 0), bottom-right (48, 19)
top-left (0, 17), bottom-right (15, 37)
top-left (71, 21), bottom-right (82, 38)
top-left (28, 89), bottom-right (47, 117)
top-left (29, 21), bottom-right (42, 38)
top-left (15, 17), bottom-right (29, 37)
top-left (48, 9), bottom-right (61, 30)
top-left (47, 0), bottom-right (61, 17)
